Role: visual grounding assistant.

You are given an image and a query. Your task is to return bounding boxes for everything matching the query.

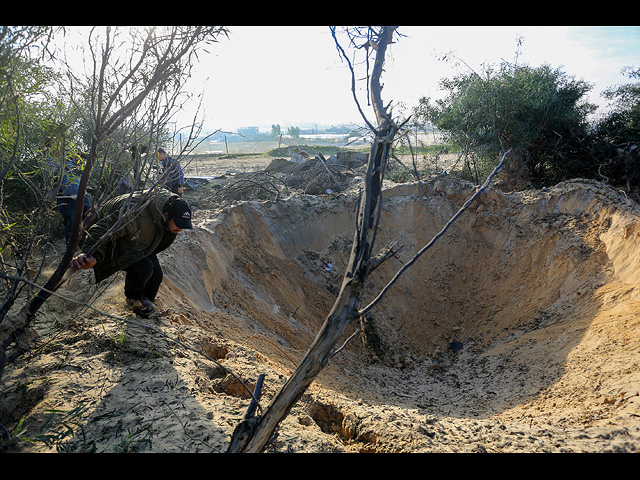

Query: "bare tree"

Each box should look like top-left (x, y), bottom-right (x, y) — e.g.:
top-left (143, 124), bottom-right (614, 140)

top-left (228, 26), bottom-right (510, 453)
top-left (0, 26), bottom-right (228, 379)
top-left (227, 25), bottom-right (404, 453)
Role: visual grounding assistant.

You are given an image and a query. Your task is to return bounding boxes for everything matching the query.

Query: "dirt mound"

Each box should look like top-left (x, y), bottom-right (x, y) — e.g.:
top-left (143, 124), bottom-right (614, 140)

top-left (2, 174), bottom-right (640, 452)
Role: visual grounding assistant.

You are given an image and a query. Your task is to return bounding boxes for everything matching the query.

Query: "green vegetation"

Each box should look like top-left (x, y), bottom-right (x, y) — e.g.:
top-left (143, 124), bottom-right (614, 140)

top-left (598, 66), bottom-right (640, 145)
top-left (413, 61), bottom-right (640, 192)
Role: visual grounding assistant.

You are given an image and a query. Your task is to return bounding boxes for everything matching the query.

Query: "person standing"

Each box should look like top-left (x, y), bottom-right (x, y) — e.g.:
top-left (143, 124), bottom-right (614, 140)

top-left (54, 151), bottom-right (93, 245)
top-left (71, 188), bottom-right (193, 317)
top-left (158, 148), bottom-right (185, 196)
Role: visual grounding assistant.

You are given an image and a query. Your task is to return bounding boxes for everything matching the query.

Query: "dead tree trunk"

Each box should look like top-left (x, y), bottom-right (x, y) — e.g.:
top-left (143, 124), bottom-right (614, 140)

top-left (227, 26), bottom-right (399, 453)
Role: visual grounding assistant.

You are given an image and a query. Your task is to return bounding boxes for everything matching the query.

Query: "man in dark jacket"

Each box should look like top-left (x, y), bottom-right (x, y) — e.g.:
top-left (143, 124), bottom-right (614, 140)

top-left (71, 188), bottom-right (193, 317)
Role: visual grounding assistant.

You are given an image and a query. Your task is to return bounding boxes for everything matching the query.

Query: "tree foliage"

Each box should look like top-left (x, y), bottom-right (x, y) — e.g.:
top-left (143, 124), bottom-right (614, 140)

top-left (587, 67), bottom-right (640, 194)
top-left (414, 62), bottom-right (597, 187)
top-left (0, 27), bottom-right (62, 320)
top-left (596, 67), bottom-right (640, 145)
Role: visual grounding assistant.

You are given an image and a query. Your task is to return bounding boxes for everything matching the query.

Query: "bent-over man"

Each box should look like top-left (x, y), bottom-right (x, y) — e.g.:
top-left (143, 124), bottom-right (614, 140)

top-left (71, 188), bottom-right (193, 317)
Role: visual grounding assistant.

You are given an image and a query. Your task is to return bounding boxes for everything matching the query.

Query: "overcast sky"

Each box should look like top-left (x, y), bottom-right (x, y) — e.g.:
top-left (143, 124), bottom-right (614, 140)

top-left (60, 26), bottom-right (640, 133)
top-left (177, 26), bottom-right (639, 133)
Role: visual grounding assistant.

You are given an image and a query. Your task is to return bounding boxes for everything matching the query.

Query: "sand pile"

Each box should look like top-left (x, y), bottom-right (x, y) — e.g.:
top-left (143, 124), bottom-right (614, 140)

top-left (2, 172), bottom-right (640, 452)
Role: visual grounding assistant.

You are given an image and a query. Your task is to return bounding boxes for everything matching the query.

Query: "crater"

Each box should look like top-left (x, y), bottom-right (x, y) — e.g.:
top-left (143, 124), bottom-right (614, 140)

top-left (160, 176), bottom-right (640, 421)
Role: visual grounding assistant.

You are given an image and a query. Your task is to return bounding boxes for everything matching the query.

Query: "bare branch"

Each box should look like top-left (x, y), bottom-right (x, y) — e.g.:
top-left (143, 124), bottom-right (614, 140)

top-left (360, 148), bottom-right (512, 316)
top-left (228, 25), bottom-right (400, 453)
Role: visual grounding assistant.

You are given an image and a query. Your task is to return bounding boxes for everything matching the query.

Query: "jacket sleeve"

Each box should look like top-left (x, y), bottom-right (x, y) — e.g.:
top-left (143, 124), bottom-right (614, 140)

top-left (82, 210), bottom-right (140, 264)
top-left (166, 157), bottom-right (184, 185)
top-left (176, 158), bottom-right (184, 185)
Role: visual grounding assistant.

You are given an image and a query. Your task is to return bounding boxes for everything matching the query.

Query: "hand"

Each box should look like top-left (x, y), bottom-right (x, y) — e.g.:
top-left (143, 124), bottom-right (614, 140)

top-left (71, 254), bottom-right (97, 270)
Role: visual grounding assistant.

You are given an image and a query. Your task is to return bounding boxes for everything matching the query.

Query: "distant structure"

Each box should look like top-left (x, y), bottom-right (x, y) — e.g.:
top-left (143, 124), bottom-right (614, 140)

top-left (238, 126), bottom-right (259, 136)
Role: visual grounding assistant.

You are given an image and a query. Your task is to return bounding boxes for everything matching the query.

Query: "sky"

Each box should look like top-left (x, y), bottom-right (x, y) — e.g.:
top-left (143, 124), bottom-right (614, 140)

top-left (60, 26), bottom-right (640, 134)
top-left (178, 26), bottom-right (640, 134)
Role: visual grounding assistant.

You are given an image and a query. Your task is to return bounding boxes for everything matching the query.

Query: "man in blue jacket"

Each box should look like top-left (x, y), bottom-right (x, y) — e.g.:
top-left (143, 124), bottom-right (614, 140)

top-left (158, 148), bottom-right (184, 196)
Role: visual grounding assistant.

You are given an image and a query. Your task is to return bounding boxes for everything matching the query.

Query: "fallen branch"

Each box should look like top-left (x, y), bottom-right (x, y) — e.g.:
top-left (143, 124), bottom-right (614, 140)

top-left (316, 154), bottom-right (343, 191)
top-left (226, 374), bottom-right (266, 453)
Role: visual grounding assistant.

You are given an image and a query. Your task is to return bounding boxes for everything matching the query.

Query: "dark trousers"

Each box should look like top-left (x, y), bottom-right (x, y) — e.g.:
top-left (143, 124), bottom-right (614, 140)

top-left (123, 254), bottom-right (163, 302)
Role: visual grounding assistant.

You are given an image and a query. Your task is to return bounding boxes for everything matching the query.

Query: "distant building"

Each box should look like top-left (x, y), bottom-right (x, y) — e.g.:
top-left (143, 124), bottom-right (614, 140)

top-left (238, 126), bottom-right (259, 136)
top-left (208, 131), bottom-right (228, 142)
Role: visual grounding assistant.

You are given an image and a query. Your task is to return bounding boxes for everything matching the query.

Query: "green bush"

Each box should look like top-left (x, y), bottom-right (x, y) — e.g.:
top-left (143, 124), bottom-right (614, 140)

top-left (414, 62), bottom-right (597, 187)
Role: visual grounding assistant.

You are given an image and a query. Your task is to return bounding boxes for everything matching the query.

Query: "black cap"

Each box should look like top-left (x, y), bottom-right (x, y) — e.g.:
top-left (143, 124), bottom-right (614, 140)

top-left (167, 198), bottom-right (193, 229)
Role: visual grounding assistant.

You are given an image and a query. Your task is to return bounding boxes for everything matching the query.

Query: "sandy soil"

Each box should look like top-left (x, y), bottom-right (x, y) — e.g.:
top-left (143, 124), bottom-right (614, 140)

top-left (1, 154), bottom-right (640, 453)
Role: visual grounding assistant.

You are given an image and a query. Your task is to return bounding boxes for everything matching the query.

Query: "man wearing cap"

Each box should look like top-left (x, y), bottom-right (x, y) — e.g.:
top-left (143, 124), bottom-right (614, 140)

top-left (71, 188), bottom-right (193, 317)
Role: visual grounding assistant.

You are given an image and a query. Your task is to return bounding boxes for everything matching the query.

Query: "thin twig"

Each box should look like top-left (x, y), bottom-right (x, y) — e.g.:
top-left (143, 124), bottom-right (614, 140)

top-left (360, 148), bottom-right (512, 316)
top-left (330, 328), bottom-right (360, 358)
top-left (241, 335), bottom-right (297, 368)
